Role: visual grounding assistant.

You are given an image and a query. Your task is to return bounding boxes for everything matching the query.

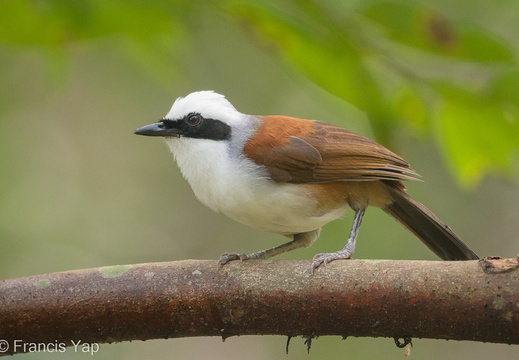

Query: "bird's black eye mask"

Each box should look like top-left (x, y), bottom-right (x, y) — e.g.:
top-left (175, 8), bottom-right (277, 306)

top-left (159, 113), bottom-right (231, 141)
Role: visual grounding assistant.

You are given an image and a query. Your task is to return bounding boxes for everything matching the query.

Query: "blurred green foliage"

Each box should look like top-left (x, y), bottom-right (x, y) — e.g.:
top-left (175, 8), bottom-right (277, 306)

top-left (222, 0), bottom-right (519, 186)
top-left (1, 0), bottom-right (517, 186)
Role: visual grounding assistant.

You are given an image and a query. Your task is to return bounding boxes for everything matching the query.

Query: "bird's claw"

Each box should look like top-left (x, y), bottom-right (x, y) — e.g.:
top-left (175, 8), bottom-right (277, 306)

top-left (310, 250), bottom-right (353, 272)
top-left (218, 252), bottom-right (249, 266)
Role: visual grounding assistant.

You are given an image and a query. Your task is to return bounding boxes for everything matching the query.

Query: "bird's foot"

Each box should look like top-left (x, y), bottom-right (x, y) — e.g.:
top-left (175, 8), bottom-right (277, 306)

top-left (310, 250), bottom-right (353, 272)
top-left (218, 252), bottom-right (250, 266)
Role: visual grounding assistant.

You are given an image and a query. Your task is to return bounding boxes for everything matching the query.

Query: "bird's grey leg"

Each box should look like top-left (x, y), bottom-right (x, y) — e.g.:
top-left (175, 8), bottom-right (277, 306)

top-left (219, 229), bottom-right (320, 265)
top-left (310, 209), bottom-right (365, 272)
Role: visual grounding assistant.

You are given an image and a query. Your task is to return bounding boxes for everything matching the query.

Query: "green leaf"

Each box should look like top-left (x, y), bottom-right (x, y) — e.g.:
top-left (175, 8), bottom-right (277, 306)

top-left (225, 1), bottom-right (398, 141)
top-left (226, 3), bottom-right (363, 102)
top-left (435, 84), bottom-right (519, 187)
top-left (0, 0), bottom-right (191, 85)
top-left (489, 69), bottom-right (519, 105)
top-left (0, 0), bottom-right (190, 47)
top-left (363, 1), bottom-right (514, 62)
top-left (392, 87), bottom-right (430, 135)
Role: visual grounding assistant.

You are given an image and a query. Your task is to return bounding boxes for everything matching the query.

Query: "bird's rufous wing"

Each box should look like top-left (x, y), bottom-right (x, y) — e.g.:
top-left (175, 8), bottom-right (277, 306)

top-left (243, 116), bottom-right (419, 184)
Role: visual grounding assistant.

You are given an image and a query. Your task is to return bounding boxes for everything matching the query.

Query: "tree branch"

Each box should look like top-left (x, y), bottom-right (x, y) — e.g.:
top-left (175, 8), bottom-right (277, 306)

top-left (1, 257), bottom-right (518, 355)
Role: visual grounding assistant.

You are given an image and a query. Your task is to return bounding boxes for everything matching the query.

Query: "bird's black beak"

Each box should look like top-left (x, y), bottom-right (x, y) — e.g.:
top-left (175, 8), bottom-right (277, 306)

top-left (134, 122), bottom-right (182, 137)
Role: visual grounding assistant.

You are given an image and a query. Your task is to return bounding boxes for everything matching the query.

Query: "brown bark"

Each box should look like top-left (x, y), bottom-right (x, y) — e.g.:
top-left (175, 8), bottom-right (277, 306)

top-left (0, 257), bottom-right (518, 355)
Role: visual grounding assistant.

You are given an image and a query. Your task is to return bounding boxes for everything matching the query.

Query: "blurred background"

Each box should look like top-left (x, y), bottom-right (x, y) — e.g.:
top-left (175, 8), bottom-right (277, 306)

top-left (0, 0), bottom-right (518, 359)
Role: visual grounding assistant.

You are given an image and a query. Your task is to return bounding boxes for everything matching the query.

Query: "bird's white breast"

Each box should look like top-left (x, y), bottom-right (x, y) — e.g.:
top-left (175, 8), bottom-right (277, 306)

top-left (164, 136), bottom-right (349, 235)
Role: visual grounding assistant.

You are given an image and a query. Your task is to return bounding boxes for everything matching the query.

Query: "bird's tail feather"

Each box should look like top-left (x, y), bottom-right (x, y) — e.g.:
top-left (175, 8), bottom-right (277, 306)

top-left (383, 184), bottom-right (478, 260)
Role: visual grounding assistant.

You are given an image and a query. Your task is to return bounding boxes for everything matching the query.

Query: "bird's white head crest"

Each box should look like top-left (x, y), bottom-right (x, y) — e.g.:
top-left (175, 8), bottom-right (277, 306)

top-left (165, 91), bottom-right (242, 125)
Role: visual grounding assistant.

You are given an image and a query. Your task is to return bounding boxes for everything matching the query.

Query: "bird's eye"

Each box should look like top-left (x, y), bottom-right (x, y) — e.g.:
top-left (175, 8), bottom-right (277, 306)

top-left (187, 114), bottom-right (202, 126)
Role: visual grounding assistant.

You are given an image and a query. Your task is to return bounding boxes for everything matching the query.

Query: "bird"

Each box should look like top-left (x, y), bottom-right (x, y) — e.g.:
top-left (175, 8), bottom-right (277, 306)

top-left (135, 90), bottom-right (478, 271)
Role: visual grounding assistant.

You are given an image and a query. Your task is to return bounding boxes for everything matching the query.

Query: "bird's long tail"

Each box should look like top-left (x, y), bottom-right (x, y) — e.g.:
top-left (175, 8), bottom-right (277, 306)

top-left (383, 184), bottom-right (478, 260)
